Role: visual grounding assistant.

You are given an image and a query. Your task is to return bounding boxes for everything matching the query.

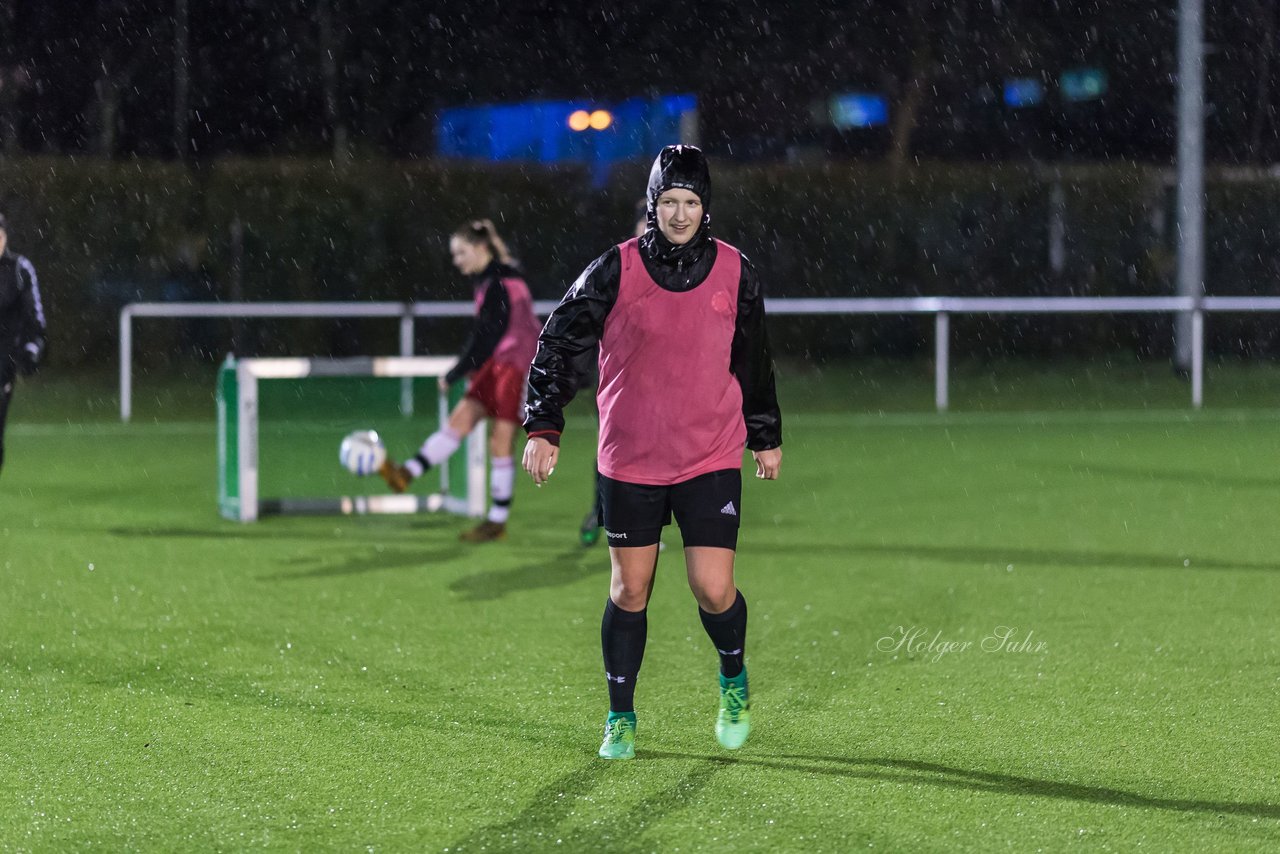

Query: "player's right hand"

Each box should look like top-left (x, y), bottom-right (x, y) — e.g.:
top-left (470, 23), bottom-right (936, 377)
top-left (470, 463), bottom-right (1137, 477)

top-left (523, 437), bottom-right (559, 486)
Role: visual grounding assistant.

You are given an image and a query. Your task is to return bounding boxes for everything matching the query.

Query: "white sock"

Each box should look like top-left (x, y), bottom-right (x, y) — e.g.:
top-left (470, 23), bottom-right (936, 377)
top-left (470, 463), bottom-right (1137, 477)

top-left (404, 427), bottom-right (462, 478)
top-left (487, 457), bottom-right (514, 524)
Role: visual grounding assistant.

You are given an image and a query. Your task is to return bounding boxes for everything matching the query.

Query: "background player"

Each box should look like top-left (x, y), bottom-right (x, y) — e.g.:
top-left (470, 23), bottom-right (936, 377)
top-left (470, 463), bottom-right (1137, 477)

top-left (381, 219), bottom-right (541, 542)
top-left (0, 212), bottom-right (47, 478)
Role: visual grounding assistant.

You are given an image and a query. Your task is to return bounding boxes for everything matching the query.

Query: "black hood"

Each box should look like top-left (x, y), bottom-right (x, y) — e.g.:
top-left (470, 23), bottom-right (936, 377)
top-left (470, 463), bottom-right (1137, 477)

top-left (645, 144), bottom-right (711, 224)
top-left (640, 145), bottom-right (715, 287)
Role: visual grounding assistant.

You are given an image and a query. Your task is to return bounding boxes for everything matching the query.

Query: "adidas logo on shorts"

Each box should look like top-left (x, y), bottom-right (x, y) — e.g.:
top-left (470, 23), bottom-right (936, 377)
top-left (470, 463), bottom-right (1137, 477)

top-left (720, 501), bottom-right (737, 516)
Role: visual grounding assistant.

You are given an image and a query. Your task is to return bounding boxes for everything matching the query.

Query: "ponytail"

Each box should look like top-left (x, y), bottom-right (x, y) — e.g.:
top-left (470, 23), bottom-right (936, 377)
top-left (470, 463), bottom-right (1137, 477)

top-left (455, 218), bottom-right (515, 267)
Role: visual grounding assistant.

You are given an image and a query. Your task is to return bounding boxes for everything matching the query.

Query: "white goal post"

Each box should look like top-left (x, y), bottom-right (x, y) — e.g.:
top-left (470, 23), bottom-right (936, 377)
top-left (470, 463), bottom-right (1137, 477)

top-left (216, 355), bottom-right (487, 523)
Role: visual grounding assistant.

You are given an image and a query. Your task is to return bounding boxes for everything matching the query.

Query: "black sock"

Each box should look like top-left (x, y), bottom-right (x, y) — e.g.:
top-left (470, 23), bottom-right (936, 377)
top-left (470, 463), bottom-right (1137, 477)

top-left (601, 598), bottom-right (647, 713)
top-left (699, 590), bottom-right (747, 678)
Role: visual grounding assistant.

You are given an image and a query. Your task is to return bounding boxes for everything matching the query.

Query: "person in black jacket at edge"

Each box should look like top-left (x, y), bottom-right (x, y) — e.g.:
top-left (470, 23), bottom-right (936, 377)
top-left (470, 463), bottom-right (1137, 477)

top-left (522, 146), bottom-right (782, 759)
top-left (0, 212), bottom-right (48, 478)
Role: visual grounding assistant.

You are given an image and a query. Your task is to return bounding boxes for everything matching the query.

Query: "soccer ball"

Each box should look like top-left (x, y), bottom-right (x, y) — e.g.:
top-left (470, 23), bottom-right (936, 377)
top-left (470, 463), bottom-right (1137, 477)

top-left (339, 430), bottom-right (387, 476)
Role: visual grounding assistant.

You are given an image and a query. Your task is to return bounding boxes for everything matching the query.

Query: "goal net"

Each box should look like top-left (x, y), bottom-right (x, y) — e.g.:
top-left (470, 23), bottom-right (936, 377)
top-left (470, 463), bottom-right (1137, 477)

top-left (216, 355), bottom-right (487, 522)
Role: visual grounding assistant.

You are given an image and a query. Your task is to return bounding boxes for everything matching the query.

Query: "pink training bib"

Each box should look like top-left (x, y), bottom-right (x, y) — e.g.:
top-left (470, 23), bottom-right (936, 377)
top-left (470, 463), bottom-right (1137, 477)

top-left (596, 238), bottom-right (746, 486)
top-left (476, 275), bottom-right (541, 370)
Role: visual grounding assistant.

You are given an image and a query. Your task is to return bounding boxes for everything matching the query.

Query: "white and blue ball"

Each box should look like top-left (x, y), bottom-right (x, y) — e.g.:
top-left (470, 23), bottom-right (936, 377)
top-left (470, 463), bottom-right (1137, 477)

top-left (339, 430), bottom-right (387, 476)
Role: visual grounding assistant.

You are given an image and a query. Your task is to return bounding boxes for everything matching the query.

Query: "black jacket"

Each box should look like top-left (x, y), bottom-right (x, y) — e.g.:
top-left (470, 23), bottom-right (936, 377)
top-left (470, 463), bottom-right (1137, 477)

top-left (0, 251), bottom-right (46, 378)
top-left (525, 233), bottom-right (782, 451)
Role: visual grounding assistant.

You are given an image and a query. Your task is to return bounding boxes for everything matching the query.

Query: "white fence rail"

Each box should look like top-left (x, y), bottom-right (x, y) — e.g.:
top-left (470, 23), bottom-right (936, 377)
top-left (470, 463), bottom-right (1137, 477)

top-left (119, 296), bottom-right (1280, 421)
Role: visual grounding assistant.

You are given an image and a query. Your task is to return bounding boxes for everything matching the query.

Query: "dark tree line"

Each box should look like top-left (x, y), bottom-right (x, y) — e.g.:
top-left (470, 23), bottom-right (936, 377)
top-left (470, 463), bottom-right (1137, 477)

top-left (0, 0), bottom-right (1277, 163)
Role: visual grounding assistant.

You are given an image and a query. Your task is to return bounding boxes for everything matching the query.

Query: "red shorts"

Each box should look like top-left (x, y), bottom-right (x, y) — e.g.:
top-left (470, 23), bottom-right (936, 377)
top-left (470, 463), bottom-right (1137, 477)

top-left (464, 360), bottom-right (528, 422)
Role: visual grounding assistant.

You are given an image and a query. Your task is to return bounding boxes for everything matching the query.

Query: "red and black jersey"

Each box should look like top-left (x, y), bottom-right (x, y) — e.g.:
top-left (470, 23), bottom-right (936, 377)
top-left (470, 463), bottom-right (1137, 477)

top-left (445, 261), bottom-right (540, 385)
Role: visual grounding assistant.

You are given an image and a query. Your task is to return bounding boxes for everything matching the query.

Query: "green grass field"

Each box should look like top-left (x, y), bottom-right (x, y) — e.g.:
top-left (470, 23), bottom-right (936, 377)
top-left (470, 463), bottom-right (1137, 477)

top-left (3, 361), bottom-right (1280, 851)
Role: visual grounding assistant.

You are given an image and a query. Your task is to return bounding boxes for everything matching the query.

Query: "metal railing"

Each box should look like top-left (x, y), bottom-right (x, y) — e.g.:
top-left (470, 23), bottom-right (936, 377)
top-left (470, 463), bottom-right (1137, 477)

top-left (119, 296), bottom-right (1280, 421)
top-left (119, 300), bottom-right (472, 421)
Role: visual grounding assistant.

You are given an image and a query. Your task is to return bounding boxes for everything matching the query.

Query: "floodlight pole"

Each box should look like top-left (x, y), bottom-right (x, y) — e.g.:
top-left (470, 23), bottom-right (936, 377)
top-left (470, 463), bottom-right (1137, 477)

top-left (1174, 0), bottom-right (1206, 379)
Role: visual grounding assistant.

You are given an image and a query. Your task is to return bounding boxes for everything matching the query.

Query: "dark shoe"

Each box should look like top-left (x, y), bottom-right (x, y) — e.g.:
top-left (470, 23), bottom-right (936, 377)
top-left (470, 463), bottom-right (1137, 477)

top-left (460, 520), bottom-right (506, 542)
top-left (378, 459), bottom-right (412, 494)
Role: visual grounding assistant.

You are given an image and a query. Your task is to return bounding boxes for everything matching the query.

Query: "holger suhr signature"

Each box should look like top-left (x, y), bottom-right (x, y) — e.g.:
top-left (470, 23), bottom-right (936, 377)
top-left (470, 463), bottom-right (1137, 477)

top-left (876, 625), bottom-right (1048, 663)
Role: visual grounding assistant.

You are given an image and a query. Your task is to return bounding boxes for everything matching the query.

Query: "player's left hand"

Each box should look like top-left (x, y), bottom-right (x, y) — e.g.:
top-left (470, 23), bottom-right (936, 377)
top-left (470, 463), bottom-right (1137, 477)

top-left (752, 447), bottom-right (781, 480)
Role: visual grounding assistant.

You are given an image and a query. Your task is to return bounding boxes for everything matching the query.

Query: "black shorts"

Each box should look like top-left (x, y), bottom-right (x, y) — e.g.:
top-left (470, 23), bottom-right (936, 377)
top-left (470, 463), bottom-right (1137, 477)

top-left (598, 469), bottom-right (741, 550)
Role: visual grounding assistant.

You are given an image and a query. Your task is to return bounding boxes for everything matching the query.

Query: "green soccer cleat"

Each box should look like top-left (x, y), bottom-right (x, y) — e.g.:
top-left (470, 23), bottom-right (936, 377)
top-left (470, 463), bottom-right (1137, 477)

top-left (598, 711), bottom-right (637, 759)
top-left (715, 670), bottom-right (751, 750)
top-left (579, 507), bottom-right (602, 547)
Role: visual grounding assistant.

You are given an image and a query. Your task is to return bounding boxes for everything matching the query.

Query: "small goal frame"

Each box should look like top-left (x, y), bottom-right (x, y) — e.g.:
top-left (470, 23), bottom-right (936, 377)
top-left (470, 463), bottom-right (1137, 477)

top-left (216, 355), bottom-right (487, 522)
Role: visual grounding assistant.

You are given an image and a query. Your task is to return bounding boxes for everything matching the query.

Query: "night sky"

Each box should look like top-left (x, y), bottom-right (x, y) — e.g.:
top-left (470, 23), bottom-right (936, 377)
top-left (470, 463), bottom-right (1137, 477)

top-left (1, 1), bottom-right (1275, 162)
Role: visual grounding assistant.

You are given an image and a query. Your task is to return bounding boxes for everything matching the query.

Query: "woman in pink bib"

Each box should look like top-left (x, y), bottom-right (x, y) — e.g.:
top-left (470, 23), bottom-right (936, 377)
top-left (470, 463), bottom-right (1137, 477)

top-left (381, 219), bottom-right (541, 543)
top-left (523, 145), bottom-right (782, 759)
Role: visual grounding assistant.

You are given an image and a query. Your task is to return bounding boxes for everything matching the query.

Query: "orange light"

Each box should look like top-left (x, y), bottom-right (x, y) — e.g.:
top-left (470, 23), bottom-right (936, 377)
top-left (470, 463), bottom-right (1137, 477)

top-left (589, 110), bottom-right (613, 130)
top-left (568, 110), bottom-right (591, 132)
